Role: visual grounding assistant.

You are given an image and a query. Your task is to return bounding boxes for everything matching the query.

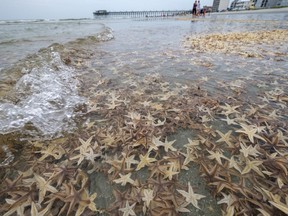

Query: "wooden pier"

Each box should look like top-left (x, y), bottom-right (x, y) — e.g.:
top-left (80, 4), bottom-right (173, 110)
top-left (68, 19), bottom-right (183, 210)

top-left (93, 10), bottom-right (191, 17)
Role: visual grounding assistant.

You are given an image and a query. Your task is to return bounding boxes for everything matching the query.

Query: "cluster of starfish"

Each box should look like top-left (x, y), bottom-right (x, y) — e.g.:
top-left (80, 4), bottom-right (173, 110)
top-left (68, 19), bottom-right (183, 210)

top-left (0, 22), bottom-right (288, 216)
top-left (183, 29), bottom-right (288, 59)
top-left (1, 63), bottom-right (287, 215)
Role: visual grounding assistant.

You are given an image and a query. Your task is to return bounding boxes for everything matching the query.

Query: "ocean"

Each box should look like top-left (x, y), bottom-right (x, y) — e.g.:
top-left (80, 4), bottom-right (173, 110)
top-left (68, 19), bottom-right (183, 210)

top-left (0, 12), bottom-right (287, 138)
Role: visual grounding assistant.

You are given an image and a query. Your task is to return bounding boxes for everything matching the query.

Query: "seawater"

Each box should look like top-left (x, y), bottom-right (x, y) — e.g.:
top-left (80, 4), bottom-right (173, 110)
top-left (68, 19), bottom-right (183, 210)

top-left (0, 11), bottom-right (287, 138)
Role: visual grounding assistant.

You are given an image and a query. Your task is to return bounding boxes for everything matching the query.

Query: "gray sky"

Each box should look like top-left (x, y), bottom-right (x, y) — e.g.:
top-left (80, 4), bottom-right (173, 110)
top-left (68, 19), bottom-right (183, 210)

top-left (0, 0), bottom-right (214, 20)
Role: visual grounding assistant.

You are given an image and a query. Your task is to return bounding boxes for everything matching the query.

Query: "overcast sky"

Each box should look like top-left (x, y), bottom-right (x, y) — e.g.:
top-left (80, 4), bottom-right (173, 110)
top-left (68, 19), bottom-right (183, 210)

top-left (0, 0), bottom-right (214, 20)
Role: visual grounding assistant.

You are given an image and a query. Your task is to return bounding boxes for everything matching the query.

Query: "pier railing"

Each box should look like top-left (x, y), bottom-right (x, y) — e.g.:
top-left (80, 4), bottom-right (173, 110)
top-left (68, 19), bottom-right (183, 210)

top-left (93, 10), bottom-right (191, 17)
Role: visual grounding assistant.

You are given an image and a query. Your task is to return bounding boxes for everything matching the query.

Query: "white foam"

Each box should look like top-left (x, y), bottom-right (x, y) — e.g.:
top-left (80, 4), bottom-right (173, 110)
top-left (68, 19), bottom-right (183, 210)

top-left (0, 52), bottom-right (85, 138)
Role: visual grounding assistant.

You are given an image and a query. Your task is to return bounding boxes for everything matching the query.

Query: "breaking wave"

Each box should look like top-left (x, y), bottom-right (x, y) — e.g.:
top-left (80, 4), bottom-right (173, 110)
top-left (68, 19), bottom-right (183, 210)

top-left (0, 52), bottom-right (85, 138)
top-left (0, 25), bottom-right (114, 138)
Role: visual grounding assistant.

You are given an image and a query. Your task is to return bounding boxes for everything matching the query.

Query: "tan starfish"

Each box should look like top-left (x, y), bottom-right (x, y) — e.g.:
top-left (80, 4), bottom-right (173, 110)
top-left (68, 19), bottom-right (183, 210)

top-left (163, 137), bottom-right (177, 152)
top-left (163, 165), bottom-right (179, 180)
top-left (113, 173), bottom-right (135, 186)
top-left (177, 182), bottom-right (205, 209)
top-left (239, 142), bottom-right (261, 158)
top-left (119, 201), bottom-right (136, 216)
top-left (136, 152), bottom-right (157, 171)
top-left (30, 201), bottom-right (53, 216)
top-left (207, 150), bottom-right (228, 165)
top-left (219, 103), bottom-right (240, 115)
top-left (216, 130), bottom-right (234, 148)
top-left (34, 173), bottom-right (58, 204)
top-left (241, 158), bottom-right (264, 177)
top-left (236, 124), bottom-right (265, 143)
top-left (142, 189), bottom-right (154, 207)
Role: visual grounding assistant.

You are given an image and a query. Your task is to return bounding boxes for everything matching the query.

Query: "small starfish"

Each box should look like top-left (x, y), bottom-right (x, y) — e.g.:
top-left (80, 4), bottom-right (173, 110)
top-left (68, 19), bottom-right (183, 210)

top-left (113, 173), bottom-right (135, 186)
top-left (236, 124), bottom-right (265, 143)
top-left (34, 173), bottom-right (58, 204)
top-left (241, 158), bottom-right (264, 177)
top-left (142, 189), bottom-right (154, 207)
top-left (216, 130), bottom-right (234, 148)
top-left (119, 201), bottom-right (136, 216)
top-left (228, 156), bottom-right (242, 173)
top-left (163, 137), bottom-right (177, 152)
top-left (162, 165), bottom-right (179, 180)
top-left (177, 182), bottom-right (205, 209)
top-left (239, 142), bottom-right (261, 158)
top-left (123, 153), bottom-right (139, 169)
top-left (219, 103), bottom-right (240, 115)
top-left (207, 150), bottom-right (228, 165)
top-left (30, 201), bottom-right (53, 216)
top-left (136, 152), bottom-right (157, 171)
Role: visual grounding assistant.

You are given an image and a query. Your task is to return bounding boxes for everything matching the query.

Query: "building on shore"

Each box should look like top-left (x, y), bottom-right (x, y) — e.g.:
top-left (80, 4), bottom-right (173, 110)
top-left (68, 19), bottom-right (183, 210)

top-left (230, 0), bottom-right (252, 10)
top-left (212, 0), bottom-right (230, 11)
top-left (255, 0), bottom-right (288, 8)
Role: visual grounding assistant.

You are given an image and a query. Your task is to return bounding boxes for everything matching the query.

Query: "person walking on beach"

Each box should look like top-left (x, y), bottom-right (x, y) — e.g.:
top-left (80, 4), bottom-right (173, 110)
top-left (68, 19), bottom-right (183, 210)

top-left (197, 0), bottom-right (201, 16)
top-left (192, 0), bottom-right (197, 17)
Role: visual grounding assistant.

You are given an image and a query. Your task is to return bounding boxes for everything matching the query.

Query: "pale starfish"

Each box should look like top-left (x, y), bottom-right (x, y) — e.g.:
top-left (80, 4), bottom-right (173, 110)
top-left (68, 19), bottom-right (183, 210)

top-left (236, 124), bottom-right (265, 143)
top-left (113, 173), bottom-right (135, 186)
top-left (123, 153), bottom-right (139, 169)
top-left (136, 152), bottom-right (157, 171)
top-left (119, 201), bottom-right (136, 216)
top-left (163, 165), bottom-right (179, 180)
top-left (142, 189), bottom-right (154, 207)
top-left (30, 201), bottom-right (53, 216)
top-left (163, 137), bottom-right (177, 152)
top-left (207, 150), bottom-right (228, 165)
top-left (76, 136), bottom-right (94, 151)
top-left (228, 156), bottom-right (242, 173)
top-left (241, 158), bottom-right (264, 177)
top-left (216, 130), bottom-right (234, 148)
top-left (177, 182), bottom-right (205, 209)
top-left (34, 173), bottom-right (58, 204)
top-left (239, 142), bottom-right (261, 158)
top-left (219, 103), bottom-right (240, 115)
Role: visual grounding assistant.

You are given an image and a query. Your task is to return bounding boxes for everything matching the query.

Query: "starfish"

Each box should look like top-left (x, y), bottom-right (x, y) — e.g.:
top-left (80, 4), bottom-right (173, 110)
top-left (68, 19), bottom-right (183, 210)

top-left (149, 136), bottom-right (165, 152)
top-left (136, 152), bottom-right (157, 171)
top-left (44, 164), bottom-right (76, 187)
top-left (163, 137), bottom-right (177, 152)
top-left (119, 201), bottom-right (136, 216)
top-left (123, 153), bottom-right (139, 169)
top-left (4, 183), bottom-right (37, 216)
top-left (113, 173), bottom-right (135, 186)
top-left (162, 165), bottom-right (179, 180)
top-left (36, 143), bottom-right (65, 161)
top-left (34, 173), bottom-right (58, 204)
top-left (30, 201), bottom-right (53, 216)
top-left (217, 193), bottom-right (236, 216)
top-left (241, 158), bottom-right (264, 177)
top-left (236, 124), bottom-right (265, 143)
top-left (53, 182), bottom-right (95, 216)
top-left (239, 142), bottom-right (261, 158)
top-left (277, 129), bottom-right (288, 146)
top-left (184, 138), bottom-right (200, 150)
top-left (216, 130), bottom-right (234, 148)
top-left (207, 150), bottom-right (228, 165)
top-left (142, 189), bottom-right (154, 207)
top-left (76, 136), bottom-right (94, 151)
top-left (83, 147), bottom-right (101, 163)
top-left (181, 148), bottom-right (197, 170)
top-left (177, 182), bottom-right (205, 209)
top-left (228, 156), bottom-right (242, 173)
top-left (219, 103), bottom-right (240, 115)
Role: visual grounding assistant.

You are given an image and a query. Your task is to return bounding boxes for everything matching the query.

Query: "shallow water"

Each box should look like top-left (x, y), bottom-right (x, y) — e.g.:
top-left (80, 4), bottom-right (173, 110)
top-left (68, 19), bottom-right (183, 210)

top-left (0, 11), bottom-right (288, 215)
